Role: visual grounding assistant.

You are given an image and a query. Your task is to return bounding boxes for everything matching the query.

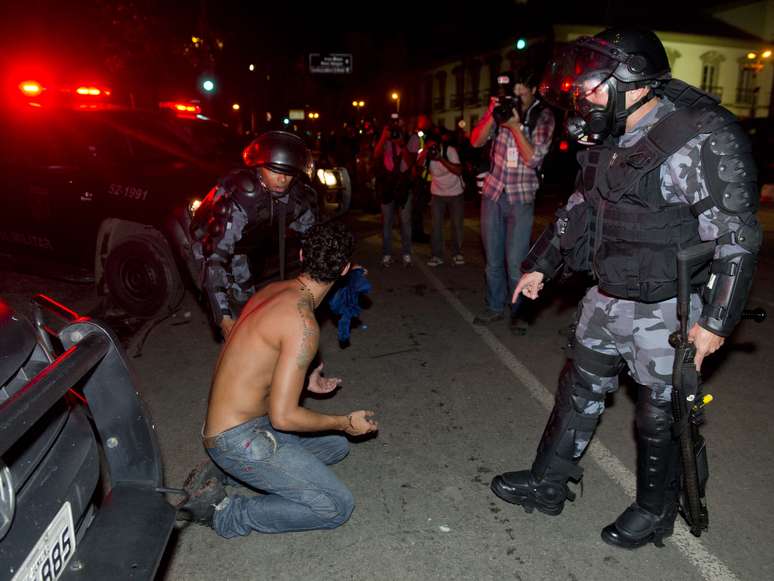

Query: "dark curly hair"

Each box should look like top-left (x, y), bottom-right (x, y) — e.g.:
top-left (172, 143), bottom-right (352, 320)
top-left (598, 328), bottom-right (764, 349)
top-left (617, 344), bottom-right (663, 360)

top-left (300, 221), bottom-right (354, 283)
top-left (513, 67), bottom-right (540, 89)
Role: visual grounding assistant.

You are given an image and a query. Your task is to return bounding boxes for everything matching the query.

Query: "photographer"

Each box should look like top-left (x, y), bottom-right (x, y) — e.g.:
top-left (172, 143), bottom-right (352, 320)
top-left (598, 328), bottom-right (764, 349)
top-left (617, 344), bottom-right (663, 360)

top-left (374, 118), bottom-right (413, 267)
top-left (417, 129), bottom-right (465, 266)
top-left (470, 69), bottom-right (555, 335)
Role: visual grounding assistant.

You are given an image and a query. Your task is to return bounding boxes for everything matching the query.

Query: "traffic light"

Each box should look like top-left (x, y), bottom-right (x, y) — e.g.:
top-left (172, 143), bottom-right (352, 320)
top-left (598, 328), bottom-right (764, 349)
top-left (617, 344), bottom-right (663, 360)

top-left (515, 37), bottom-right (527, 50)
top-left (201, 79), bottom-right (215, 93)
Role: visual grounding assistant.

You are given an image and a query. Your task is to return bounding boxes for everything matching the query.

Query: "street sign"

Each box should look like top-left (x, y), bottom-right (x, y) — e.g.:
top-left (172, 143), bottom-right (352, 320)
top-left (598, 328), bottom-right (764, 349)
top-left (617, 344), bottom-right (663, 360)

top-left (288, 109), bottom-right (305, 120)
top-left (309, 53), bottom-right (353, 74)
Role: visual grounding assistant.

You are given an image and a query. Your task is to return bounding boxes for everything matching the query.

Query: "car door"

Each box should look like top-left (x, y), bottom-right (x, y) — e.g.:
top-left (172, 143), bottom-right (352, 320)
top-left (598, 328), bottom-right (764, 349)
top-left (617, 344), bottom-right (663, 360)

top-left (105, 112), bottom-right (217, 227)
top-left (0, 112), bottom-right (93, 264)
top-left (43, 112), bottom-right (133, 266)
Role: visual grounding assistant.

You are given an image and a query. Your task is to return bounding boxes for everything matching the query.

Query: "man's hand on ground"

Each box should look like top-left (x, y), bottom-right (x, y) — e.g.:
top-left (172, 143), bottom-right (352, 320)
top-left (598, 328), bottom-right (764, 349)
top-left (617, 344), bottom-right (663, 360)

top-left (307, 362), bottom-right (342, 394)
top-left (345, 410), bottom-right (378, 436)
top-left (514, 271), bottom-right (545, 302)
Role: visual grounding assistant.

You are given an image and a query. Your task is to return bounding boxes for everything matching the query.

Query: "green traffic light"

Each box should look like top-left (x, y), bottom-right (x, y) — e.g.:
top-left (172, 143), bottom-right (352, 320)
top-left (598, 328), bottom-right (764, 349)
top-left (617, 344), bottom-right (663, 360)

top-left (202, 79), bottom-right (215, 92)
top-left (516, 38), bottom-right (527, 50)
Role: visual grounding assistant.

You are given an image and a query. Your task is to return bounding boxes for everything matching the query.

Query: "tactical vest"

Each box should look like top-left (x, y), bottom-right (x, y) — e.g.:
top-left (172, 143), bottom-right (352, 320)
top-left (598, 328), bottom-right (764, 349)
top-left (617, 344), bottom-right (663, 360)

top-left (577, 82), bottom-right (737, 303)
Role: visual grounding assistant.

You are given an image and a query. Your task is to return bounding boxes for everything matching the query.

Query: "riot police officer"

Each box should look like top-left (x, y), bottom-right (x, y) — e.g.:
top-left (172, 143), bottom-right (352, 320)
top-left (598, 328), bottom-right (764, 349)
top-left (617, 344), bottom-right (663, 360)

top-left (490, 28), bottom-right (761, 549)
top-left (188, 131), bottom-right (317, 337)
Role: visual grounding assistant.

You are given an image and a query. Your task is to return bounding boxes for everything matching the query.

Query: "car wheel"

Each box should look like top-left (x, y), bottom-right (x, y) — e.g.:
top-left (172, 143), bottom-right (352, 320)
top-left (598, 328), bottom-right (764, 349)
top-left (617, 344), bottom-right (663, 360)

top-left (104, 236), bottom-right (184, 317)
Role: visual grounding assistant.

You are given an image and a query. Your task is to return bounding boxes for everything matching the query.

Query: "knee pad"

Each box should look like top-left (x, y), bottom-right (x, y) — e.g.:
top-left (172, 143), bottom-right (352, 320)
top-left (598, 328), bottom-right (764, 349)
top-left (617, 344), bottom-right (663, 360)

top-left (556, 360), bottom-right (606, 416)
top-left (635, 387), bottom-right (673, 440)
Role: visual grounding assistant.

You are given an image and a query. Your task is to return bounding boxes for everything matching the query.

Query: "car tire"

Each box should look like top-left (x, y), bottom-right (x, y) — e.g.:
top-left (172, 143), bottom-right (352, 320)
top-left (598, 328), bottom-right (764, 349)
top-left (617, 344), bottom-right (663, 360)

top-left (104, 236), bottom-right (184, 317)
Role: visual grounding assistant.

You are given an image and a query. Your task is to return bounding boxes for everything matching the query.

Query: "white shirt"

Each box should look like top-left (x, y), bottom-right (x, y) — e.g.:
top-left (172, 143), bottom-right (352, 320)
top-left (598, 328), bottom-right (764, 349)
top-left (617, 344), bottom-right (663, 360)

top-left (429, 145), bottom-right (464, 197)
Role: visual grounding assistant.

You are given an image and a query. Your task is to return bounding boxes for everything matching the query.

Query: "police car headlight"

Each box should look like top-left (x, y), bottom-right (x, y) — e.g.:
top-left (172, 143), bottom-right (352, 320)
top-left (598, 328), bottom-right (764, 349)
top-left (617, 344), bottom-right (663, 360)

top-left (316, 169), bottom-right (338, 188)
top-left (189, 198), bottom-right (202, 214)
top-left (0, 460), bottom-right (15, 541)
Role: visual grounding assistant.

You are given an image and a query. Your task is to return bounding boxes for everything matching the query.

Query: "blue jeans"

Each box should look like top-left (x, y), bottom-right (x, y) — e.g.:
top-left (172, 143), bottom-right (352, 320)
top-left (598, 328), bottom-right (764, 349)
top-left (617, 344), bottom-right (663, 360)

top-left (431, 194), bottom-right (464, 258)
top-left (381, 198), bottom-right (412, 257)
top-left (480, 195), bottom-right (534, 316)
top-left (205, 416), bottom-right (354, 537)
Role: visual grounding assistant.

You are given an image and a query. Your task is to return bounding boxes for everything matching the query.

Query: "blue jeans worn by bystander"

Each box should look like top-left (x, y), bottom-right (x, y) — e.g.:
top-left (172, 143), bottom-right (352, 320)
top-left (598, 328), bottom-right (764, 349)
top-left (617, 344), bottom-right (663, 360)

top-left (480, 195), bottom-right (535, 316)
top-left (206, 416), bottom-right (354, 538)
top-left (430, 193), bottom-right (465, 259)
top-left (381, 198), bottom-right (412, 258)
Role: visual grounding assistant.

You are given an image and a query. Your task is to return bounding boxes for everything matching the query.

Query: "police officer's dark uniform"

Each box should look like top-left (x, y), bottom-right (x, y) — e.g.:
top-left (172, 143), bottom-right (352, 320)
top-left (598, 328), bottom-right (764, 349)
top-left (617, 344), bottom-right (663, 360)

top-left (188, 131), bottom-right (317, 329)
top-left (490, 28), bottom-right (761, 549)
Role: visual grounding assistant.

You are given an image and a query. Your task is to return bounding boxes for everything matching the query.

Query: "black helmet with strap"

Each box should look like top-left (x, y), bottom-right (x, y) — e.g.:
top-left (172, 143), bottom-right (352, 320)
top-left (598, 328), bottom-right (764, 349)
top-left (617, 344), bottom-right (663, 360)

top-left (242, 131), bottom-right (314, 178)
top-left (542, 27), bottom-right (671, 143)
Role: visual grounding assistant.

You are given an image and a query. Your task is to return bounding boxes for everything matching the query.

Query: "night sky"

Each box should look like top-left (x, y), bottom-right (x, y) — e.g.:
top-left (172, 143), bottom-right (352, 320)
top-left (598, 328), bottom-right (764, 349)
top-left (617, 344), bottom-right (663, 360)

top-left (0, 0), bottom-right (750, 123)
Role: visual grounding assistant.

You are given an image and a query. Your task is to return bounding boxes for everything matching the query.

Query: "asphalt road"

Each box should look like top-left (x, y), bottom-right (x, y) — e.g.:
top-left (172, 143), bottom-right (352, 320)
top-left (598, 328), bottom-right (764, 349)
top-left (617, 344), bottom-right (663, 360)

top-left (2, 197), bottom-right (773, 581)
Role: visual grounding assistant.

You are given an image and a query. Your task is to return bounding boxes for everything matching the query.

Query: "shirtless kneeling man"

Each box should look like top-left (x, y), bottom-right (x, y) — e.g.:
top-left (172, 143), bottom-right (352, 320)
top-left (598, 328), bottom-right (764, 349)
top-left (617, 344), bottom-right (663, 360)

top-left (178, 221), bottom-right (378, 536)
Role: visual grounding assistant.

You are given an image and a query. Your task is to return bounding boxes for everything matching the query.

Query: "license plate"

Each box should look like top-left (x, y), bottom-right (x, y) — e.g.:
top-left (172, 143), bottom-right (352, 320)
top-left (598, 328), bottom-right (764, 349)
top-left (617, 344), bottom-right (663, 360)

top-left (12, 502), bottom-right (76, 581)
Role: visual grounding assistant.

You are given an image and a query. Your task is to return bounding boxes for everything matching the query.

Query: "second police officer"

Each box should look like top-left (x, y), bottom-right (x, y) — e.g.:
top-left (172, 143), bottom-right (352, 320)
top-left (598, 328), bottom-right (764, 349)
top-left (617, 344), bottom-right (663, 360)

top-left (187, 131), bottom-right (317, 337)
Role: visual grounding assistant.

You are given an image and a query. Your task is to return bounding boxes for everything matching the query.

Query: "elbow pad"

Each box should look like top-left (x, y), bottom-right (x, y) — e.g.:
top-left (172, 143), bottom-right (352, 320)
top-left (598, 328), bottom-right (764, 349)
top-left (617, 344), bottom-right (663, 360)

top-left (700, 252), bottom-right (757, 337)
top-left (522, 220), bottom-right (564, 281)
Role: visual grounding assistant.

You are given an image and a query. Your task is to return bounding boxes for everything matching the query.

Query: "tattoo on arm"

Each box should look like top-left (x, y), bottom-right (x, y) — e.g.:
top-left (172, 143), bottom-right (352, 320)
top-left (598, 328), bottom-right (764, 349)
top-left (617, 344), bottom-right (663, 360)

top-left (296, 297), bottom-right (319, 369)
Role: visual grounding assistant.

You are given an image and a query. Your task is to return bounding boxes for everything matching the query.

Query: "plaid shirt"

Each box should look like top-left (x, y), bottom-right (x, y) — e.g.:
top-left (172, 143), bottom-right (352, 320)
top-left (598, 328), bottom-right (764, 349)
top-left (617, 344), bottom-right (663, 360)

top-left (481, 104), bottom-right (555, 204)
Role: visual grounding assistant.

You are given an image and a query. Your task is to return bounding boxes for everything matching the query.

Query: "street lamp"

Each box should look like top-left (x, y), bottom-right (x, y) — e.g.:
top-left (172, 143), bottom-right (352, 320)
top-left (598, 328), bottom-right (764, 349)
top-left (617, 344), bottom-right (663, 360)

top-left (391, 91), bottom-right (400, 114)
top-left (742, 49), bottom-right (772, 117)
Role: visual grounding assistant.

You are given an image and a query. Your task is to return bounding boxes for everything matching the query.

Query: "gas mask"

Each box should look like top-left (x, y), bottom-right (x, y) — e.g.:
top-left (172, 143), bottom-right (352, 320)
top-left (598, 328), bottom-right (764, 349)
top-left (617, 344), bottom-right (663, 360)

top-left (541, 37), bottom-right (660, 144)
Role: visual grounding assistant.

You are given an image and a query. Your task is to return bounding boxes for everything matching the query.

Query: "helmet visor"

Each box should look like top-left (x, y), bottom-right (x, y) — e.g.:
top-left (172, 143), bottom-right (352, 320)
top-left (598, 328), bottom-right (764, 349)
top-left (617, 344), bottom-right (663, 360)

top-left (540, 40), bottom-right (620, 113)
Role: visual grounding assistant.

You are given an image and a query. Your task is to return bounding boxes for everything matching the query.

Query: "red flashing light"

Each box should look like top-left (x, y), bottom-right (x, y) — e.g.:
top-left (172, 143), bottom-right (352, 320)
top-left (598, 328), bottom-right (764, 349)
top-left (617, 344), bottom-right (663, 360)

top-left (73, 85), bottom-right (111, 97)
top-left (559, 140), bottom-right (569, 152)
top-left (19, 80), bottom-right (44, 96)
top-left (14, 76), bottom-right (113, 110)
top-left (159, 100), bottom-right (202, 116)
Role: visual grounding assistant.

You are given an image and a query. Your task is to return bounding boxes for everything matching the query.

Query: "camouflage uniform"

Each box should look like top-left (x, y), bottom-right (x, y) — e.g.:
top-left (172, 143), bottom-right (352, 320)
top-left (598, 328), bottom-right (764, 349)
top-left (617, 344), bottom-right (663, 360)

top-left (567, 98), bottom-right (751, 453)
top-left (190, 172), bottom-right (316, 324)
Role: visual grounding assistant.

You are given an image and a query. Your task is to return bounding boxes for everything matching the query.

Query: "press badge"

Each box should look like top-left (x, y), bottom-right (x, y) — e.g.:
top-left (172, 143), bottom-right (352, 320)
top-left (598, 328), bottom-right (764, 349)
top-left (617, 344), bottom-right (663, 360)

top-left (506, 147), bottom-right (519, 168)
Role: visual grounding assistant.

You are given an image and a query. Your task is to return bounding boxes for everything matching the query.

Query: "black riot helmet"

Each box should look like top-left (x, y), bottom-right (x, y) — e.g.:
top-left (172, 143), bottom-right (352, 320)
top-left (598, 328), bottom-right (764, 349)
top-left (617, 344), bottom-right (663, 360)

top-left (541, 27), bottom-right (671, 143)
top-left (242, 131), bottom-right (314, 178)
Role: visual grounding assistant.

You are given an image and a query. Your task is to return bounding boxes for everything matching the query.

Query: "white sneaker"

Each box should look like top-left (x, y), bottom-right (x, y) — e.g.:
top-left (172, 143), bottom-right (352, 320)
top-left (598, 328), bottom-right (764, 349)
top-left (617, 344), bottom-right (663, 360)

top-left (382, 255), bottom-right (393, 267)
top-left (427, 256), bottom-right (444, 267)
top-left (452, 254), bottom-right (465, 265)
top-left (402, 254), bottom-right (412, 267)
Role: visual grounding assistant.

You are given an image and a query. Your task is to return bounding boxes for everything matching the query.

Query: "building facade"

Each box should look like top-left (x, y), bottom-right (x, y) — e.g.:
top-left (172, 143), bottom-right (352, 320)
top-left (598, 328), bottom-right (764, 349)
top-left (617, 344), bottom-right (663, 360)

top-left (419, 4), bottom-right (773, 132)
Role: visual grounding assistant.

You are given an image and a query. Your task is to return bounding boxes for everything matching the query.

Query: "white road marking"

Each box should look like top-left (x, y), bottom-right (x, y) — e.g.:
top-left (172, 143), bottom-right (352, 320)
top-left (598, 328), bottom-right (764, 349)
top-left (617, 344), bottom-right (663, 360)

top-left (415, 259), bottom-right (740, 581)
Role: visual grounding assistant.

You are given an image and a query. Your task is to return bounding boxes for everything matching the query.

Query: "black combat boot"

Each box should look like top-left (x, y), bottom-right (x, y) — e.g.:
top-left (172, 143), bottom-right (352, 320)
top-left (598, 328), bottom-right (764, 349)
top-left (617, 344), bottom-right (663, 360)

top-left (490, 467), bottom-right (578, 516)
top-left (602, 396), bottom-right (680, 549)
top-left (491, 362), bottom-right (602, 515)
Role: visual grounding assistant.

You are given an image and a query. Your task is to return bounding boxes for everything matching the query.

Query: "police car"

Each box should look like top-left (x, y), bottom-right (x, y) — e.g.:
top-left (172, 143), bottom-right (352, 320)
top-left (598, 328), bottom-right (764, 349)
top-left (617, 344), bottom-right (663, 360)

top-left (0, 79), bottom-right (243, 317)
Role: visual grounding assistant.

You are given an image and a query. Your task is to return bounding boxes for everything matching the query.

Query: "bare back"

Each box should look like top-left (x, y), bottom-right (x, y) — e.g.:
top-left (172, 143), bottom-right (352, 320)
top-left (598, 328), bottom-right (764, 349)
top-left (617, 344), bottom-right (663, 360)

top-left (204, 278), bottom-right (318, 436)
